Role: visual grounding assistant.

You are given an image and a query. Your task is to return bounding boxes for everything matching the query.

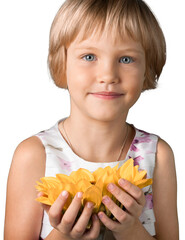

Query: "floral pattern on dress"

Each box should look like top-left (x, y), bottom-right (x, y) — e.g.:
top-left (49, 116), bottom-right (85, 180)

top-left (130, 134), bottom-right (152, 153)
top-left (128, 128), bottom-right (156, 221)
top-left (145, 193), bottom-right (153, 210)
top-left (57, 156), bottom-right (72, 172)
top-left (129, 155), bottom-right (144, 165)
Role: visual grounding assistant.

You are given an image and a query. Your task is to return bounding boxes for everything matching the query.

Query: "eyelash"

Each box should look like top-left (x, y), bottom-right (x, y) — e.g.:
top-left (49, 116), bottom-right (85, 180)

top-left (81, 54), bottom-right (134, 64)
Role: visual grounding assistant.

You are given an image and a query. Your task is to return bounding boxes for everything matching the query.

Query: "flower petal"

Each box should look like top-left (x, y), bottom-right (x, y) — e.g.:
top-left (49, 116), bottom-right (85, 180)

top-left (82, 185), bottom-right (102, 212)
top-left (135, 178), bottom-right (153, 189)
top-left (35, 196), bottom-right (52, 205)
top-left (76, 179), bottom-right (92, 192)
top-left (119, 158), bottom-right (134, 181)
top-left (134, 169), bottom-right (147, 182)
top-left (56, 174), bottom-right (75, 184)
top-left (70, 168), bottom-right (95, 183)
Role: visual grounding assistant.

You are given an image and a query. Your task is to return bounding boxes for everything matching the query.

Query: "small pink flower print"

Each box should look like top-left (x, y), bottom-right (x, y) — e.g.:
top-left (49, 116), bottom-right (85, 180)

top-left (137, 136), bottom-right (152, 144)
top-left (145, 193), bottom-right (153, 209)
top-left (130, 139), bottom-right (140, 152)
top-left (130, 136), bottom-right (152, 153)
top-left (57, 157), bottom-right (72, 172)
top-left (128, 155), bottom-right (144, 165)
top-left (133, 156), bottom-right (144, 165)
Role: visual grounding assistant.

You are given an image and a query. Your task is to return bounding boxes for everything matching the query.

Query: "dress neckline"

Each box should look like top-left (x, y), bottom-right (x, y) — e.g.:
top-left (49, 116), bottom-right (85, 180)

top-left (55, 119), bottom-right (138, 166)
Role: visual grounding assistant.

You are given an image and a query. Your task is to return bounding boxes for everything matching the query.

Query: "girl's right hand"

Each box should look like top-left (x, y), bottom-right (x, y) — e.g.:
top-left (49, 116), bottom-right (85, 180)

top-left (41, 191), bottom-right (101, 240)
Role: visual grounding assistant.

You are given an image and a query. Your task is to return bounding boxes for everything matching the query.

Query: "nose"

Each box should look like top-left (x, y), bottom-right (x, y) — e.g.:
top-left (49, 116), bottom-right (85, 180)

top-left (97, 61), bottom-right (119, 85)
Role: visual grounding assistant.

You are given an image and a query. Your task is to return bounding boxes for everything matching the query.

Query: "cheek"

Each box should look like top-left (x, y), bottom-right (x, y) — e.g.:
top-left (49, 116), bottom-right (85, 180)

top-left (123, 69), bottom-right (145, 106)
top-left (125, 70), bottom-right (145, 91)
top-left (66, 60), bottom-right (81, 89)
top-left (67, 63), bottom-right (94, 91)
top-left (121, 60), bottom-right (145, 86)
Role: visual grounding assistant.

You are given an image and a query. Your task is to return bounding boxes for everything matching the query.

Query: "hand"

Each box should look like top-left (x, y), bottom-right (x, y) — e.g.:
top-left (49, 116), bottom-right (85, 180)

top-left (40, 191), bottom-right (101, 240)
top-left (97, 179), bottom-right (146, 240)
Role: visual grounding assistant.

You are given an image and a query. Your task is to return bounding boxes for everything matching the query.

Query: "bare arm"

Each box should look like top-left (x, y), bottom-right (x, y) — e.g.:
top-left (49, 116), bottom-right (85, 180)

top-left (152, 138), bottom-right (179, 239)
top-left (4, 136), bottom-right (46, 240)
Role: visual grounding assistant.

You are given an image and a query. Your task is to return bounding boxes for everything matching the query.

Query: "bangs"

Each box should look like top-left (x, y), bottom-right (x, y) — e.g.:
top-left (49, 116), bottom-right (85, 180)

top-left (63, 0), bottom-right (147, 48)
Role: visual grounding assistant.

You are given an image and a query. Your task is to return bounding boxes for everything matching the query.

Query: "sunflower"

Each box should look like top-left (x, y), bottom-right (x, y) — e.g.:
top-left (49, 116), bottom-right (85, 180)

top-left (36, 158), bottom-right (152, 215)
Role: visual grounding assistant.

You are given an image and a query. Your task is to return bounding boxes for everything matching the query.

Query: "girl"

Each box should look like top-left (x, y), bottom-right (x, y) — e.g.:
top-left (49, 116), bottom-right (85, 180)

top-left (4, 0), bottom-right (179, 239)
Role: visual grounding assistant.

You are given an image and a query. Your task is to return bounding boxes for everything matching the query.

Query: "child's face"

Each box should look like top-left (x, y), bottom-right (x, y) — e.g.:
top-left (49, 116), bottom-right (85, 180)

top-left (66, 31), bottom-right (145, 122)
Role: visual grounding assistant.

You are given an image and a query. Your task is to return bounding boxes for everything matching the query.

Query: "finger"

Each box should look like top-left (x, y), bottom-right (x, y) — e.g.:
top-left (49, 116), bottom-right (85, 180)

top-left (60, 192), bottom-right (83, 233)
top-left (102, 195), bottom-right (133, 224)
top-left (118, 179), bottom-right (146, 206)
top-left (70, 201), bottom-right (94, 238)
top-left (49, 190), bottom-right (69, 227)
top-left (107, 183), bottom-right (142, 217)
top-left (97, 211), bottom-right (119, 231)
top-left (83, 214), bottom-right (101, 240)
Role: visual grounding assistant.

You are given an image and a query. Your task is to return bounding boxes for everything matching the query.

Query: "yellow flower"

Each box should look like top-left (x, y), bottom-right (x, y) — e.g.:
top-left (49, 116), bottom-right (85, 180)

top-left (117, 158), bottom-right (153, 188)
top-left (35, 158), bottom-right (152, 215)
top-left (35, 177), bottom-right (76, 210)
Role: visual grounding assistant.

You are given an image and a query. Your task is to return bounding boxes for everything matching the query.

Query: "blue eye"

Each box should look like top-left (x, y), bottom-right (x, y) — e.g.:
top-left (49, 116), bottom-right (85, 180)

top-left (120, 56), bottom-right (134, 64)
top-left (82, 54), bottom-right (95, 61)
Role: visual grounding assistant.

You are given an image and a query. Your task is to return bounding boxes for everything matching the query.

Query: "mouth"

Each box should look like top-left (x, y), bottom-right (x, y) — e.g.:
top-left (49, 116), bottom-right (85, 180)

top-left (90, 91), bottom-right (124, 100)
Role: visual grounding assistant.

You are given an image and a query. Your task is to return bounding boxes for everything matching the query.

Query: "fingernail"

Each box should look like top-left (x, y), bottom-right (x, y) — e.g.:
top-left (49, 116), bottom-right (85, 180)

top-left (87, 202), bottom-right (94, 208)
top-left (37, 192), bottom-right (43, 197)
top-left (98, 213), bottom-right (103, 219)
top-left (107, 183), bottom-right (115, 191)
top-left (77, 192), bottom-right (83, 198)
top-left (119, 178), bottom-right (125, 186)
top-left (102, 196), bottom-right (110, 204)
top-left (61, 190), bottom-right (68, 198)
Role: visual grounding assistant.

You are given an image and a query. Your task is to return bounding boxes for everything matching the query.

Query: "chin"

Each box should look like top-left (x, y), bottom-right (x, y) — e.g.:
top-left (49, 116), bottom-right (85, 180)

top-left (87, 109), bottom-right (125, 123)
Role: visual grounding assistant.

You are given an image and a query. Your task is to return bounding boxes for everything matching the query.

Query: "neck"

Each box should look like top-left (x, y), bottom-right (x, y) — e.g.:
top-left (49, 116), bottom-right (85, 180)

top-left (59, 113), bottom-right (132, 163)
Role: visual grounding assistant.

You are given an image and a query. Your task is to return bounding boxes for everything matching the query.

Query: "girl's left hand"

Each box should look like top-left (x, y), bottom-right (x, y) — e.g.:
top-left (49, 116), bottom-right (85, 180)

top-left (98, 178), bottom-right (146, 240)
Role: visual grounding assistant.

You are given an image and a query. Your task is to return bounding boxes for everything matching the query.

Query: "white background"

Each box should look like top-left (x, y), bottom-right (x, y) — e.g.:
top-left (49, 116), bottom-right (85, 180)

top-left (0, 0), bottom-right (184, 239)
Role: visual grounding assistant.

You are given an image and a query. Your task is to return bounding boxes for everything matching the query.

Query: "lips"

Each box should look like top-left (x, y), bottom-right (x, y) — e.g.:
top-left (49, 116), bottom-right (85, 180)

top-left (90, 91), bottom-right (124, 99)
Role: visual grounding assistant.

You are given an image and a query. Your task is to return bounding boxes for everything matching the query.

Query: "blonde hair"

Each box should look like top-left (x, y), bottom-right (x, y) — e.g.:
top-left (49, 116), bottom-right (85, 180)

top-left (48, 0), bottom-right (166, 90)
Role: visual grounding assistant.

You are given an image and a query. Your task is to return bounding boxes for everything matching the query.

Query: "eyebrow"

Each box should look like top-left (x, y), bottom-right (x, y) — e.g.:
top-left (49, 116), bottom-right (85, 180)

top-left (74, 46), bottom-right (144, 55)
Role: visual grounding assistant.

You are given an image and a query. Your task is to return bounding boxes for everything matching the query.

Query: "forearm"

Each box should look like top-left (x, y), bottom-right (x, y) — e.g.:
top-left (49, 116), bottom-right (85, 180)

top-left (44, 228), bottom-right (69, 240)
top-left (114, 220), bottom-right (156, 240)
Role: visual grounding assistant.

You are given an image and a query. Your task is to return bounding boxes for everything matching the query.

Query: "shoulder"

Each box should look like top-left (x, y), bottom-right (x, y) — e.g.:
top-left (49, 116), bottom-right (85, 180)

top-left (154, 137), bottom-right (176, 186)
top-left (5, 136), bottom-right (46, 239)
top-left (11, 136), bottom-right (46, 173)
top-left (156, 137), bottom-right (174, 162)
top-left (13, 135), bottom-right (46, 162)
top-left (8, 134), bottom-right (46, 196)
top-left (152, 137), bottom-right (179, 239)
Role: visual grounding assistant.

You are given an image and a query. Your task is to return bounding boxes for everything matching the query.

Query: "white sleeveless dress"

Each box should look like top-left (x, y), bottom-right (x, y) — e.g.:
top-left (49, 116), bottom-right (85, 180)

top-left (35, 119), bottom-right (158, 239)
